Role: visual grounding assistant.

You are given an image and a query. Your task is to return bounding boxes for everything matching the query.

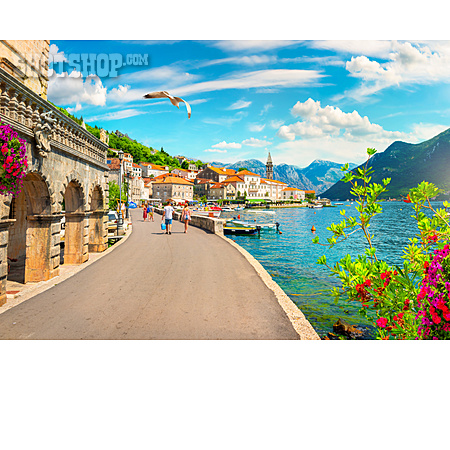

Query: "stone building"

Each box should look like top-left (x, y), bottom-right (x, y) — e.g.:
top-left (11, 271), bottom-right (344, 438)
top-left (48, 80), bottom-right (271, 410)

top-left (151, 176), bottom-right (194, 204)
top-left (209, 182), bottom-right (236, 200)
top-left (0, 40), bottom-right (50, 99)
top-left (0, 41), bottom-right (109, 305)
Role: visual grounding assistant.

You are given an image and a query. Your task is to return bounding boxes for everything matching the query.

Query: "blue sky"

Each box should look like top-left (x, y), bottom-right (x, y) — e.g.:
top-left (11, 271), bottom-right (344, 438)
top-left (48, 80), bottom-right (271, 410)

top-left (48, 40), bottom-right (450, 167)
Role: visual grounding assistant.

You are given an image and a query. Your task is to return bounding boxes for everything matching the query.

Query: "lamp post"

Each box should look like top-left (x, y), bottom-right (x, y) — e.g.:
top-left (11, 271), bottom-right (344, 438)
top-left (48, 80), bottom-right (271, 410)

top-left (126, 170), bottom-right (131, 219)
top-left (117, 150), bottom-right (124, 234)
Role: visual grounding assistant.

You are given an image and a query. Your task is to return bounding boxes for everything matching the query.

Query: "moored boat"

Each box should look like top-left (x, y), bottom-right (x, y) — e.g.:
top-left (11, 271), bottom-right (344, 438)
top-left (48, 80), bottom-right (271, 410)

top-left (192, 209), bottom-right (221, 218)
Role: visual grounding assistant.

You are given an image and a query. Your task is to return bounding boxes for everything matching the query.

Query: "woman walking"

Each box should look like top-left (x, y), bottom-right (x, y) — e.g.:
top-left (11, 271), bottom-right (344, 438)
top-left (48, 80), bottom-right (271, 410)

top-left (143, 203), bottom-right (148, 221)
top-left (181, 203), bottom-right (191, 233)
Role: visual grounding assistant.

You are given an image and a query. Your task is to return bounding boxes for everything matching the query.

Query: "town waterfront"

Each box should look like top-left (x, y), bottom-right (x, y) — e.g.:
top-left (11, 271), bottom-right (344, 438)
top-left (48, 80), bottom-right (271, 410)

top-left (220, 201), bottom-right (440, 337)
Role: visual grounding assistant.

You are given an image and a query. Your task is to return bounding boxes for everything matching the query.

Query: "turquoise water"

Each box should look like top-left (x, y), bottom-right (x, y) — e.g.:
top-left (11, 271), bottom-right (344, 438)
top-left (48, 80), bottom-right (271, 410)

top-left (221, 202), bottom-right (439, 338)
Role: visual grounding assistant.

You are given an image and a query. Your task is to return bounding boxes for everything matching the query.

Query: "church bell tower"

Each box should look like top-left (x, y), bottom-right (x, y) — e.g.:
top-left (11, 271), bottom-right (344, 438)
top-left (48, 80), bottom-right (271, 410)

top-left (266, 152), bottom-right (273, 180)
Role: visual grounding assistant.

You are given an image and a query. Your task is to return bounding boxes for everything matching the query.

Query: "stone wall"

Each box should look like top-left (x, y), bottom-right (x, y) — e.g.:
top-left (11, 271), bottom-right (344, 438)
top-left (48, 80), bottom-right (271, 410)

top-left (0, 40), bottom-right (50, 99)
top-left (155, 207), bottom-right (225, 235)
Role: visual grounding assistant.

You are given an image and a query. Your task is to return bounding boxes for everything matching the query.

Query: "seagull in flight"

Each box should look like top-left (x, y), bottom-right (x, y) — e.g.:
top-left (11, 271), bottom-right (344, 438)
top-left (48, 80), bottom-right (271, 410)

top-left (143, 91), bottom-right (191, 119)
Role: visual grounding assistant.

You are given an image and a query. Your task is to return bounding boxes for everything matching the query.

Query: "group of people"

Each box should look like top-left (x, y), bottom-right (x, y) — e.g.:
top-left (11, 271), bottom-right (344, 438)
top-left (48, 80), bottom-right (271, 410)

top-left (142, 202), bottom-right (154, 222)
top-left (142, 201), bottom-right (192, 234)
top-left (161, 202), bottom-right (192, 234)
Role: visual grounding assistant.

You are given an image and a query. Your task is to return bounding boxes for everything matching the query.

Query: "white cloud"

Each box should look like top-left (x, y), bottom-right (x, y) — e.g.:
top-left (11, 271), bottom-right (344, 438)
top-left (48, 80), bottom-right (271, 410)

top-left (67, 103), bottom-right (82, 114)
top-left (108, 84), bottom-right (130, 101)
top-left (204, 149), bottom-right (227, 153)
top-left (270, 119), bottom-right (285, 129)
top-left (86, 109), bottom-right (146, 122)
top-left (278, 98), bottom-right (406, 142)
top-left (309, 40), bottom-right (394, 58)
top-left (249, 123), bottom-right (266, 132)
top-left (242, 137), bottom-right (271, 147)
top-left (48, 70), bottom-right (107, 107)
top-left (342, 41), bottom-right (450, 100)
top-left (200, 55), bottom-right (277, 68)
top-left (212, 141), bottom-right (242, 149)
top-left (172, 69), bottom-right (324, 96)
top-left (49, 44), bottom-right (68, 64)
top-left (210, 40), bottom-right (301, 53)
top-left (227, 99), bottom-right (252, 110)
top-left (260, 103), bottom-right (273, 116)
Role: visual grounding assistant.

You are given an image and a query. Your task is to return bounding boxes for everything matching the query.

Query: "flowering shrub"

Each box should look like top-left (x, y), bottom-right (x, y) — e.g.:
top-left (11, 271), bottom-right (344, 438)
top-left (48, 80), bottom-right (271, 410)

top-left (314, 148), bottom-right (450, 340)
top-left (0, 121), bottom-right (28, 197)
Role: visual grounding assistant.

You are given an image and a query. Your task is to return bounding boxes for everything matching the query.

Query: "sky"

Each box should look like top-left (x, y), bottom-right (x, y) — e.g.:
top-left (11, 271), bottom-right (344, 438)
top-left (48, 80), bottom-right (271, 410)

top-left (47, 39), bottom-right (450, 168)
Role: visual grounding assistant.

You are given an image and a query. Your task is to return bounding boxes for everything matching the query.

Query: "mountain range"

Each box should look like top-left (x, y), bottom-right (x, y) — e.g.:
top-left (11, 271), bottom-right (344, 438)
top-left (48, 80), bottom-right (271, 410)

top-left (322, 127), bottom-right (450, 200)
top-left (209, 159), bottom-right (357, 194)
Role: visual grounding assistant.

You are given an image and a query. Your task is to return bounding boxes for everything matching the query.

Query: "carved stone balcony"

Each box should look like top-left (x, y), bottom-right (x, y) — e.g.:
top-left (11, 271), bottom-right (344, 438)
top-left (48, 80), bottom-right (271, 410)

top-left (0, 67), bottom-right (108, 169)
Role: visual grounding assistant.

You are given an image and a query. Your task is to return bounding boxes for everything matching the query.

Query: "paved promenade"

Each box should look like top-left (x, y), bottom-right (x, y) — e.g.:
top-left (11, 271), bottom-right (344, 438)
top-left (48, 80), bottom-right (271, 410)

top-left (0, 209), bottom-right (314, 339)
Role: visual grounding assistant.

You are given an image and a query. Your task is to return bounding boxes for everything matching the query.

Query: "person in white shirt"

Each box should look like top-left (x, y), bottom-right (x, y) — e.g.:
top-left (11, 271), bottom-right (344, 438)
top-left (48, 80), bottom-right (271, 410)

top-left (162, 201), bottom-right (175, 235)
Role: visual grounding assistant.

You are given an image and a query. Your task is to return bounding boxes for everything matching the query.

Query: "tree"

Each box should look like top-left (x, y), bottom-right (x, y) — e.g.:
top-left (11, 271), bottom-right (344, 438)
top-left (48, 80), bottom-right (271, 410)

top-left (108, 181), bottom-right (126, 210)
top-left (306, 192), bottom-right (316, 201)
top-left (238, 167), bottom-right (248, 172)
top-left (181, 160), bottom-right (189, 170)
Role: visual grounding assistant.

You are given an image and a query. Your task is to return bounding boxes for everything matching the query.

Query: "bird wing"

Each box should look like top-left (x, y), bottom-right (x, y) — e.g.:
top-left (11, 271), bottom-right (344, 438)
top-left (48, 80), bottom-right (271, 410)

top-left (143, 91), bottom-right (191, 119)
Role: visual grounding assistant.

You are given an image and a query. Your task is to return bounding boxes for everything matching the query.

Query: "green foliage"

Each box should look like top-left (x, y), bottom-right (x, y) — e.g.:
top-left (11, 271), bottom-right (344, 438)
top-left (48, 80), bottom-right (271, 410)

top-left (181, 160), bottom-right (189, 170)
top-left (108, 181), bottom-right (126, 210)
top-left (305, 192), bottom-right (316, 200)
top-left (238, 167), bottom-right (248, 172)
top-left (314, 148), bottom-right (450, 339)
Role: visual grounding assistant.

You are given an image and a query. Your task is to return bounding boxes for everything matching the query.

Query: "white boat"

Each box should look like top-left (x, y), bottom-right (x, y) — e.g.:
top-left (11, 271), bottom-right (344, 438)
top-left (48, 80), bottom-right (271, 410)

top-left (235, 206), bottom-right (245, 211)
top-left (313, 204), bottom-right (323, 209)
top-left (221, 207), bottom-right (233, 212)
top-left (192, 209), bottom-right (221, 218)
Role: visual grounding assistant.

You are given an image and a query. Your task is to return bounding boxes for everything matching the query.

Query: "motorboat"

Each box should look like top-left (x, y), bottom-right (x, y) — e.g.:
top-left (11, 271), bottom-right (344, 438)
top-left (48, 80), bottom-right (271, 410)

top-left (192, 209), bottom-right (221, 218)
top-left (223, 225), bottom-right (261, 235)
top-left (221, 207), bottom-right (233, 212)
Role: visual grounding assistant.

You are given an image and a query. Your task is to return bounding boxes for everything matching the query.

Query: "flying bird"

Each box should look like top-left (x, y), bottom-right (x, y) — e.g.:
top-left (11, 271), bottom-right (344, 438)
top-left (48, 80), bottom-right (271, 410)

top-left (143, 91), bottom-right (191, 119)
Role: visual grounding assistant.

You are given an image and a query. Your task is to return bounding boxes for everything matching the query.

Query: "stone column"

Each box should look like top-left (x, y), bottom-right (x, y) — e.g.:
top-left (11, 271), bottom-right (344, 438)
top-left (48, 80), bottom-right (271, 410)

top-left (0, 219), bottom-right (15, 306)
top-left (88, 211), bottom-right (108, 252)
top-left (64, 212), bottom-right (89, 265)
top-left (25, 214), bottom-right (62, 283)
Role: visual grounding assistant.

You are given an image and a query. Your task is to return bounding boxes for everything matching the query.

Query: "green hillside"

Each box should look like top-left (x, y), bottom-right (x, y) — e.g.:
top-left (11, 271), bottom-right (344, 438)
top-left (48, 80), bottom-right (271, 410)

top-left (50, 103), bottom-right (204, 169)
top-left (321, 127), bottom-right (450, 200)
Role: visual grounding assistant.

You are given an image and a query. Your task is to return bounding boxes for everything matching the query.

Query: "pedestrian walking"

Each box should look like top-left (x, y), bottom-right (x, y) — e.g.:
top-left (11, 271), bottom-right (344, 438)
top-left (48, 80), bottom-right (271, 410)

top-left (147, 203), bottom-right (154, 222)
top-left (161, 201), bottom-right (175, 235)
top-left (143, 203), bottom-right (148, 221)
top-left (181, 203), bottom-right (191, 233)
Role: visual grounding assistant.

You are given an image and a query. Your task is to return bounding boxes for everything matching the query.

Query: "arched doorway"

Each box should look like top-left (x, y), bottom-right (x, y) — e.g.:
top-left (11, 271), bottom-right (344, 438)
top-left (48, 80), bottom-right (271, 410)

top-left (64, 180), bottom-right (89, 265)
top-left (7, 172), bottom-right (60, 283)
top-left (88, 185), bottom-right (107, 252)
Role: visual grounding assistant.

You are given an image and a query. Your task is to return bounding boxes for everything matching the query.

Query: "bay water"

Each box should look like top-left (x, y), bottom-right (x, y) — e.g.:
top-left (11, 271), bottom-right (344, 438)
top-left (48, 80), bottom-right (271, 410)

top-left (220, 202), bottom-right (440, 338)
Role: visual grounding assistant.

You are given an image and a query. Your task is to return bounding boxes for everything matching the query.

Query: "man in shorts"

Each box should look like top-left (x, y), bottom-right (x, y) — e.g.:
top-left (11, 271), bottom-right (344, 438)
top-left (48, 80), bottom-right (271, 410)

top-left (162, 201), bottom-right (175, 235)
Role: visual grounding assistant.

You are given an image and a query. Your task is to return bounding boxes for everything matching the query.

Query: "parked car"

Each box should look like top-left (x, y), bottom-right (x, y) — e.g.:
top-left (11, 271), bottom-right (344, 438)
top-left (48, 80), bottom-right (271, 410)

top-left (107, 210), bottom-right (119, 233)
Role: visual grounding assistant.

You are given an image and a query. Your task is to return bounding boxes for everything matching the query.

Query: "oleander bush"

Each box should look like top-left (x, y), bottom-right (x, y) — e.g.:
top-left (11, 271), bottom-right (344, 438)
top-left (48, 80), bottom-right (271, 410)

top-left (314, 148), bottom-right (450, 339)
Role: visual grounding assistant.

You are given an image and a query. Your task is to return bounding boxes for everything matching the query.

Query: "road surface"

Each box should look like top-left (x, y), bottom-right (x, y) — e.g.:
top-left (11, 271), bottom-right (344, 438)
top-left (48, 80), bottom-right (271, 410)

top-left (0, 209), bottom-right (300, 339)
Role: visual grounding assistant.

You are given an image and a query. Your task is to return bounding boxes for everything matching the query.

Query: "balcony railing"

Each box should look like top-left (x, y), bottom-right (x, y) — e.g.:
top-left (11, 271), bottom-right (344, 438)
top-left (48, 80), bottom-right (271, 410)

top-left (0, 67), bottom-right (108, 167)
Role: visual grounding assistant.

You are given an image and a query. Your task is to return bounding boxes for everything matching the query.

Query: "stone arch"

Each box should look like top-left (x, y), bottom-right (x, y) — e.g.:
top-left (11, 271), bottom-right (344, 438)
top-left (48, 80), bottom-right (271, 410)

top-left (7, 172), bottom-right (60, 283)
top-left (87, 184), bottom-right (108, 253)
top-left (88, 183), bottom-right (105, 212)
top-left (63, 178), bottom-right (89, 265)
top-left (61, 173), bottom-right (86, 213)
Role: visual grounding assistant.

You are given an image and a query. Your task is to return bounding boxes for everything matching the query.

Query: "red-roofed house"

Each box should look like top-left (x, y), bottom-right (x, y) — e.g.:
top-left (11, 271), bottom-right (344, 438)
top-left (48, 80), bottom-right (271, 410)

top-left (209, 182), bottom-right (236, 200)
top-left (281, 187), bottom-right (306, 201)
top-left (151, 176), bottom-right (194, 204)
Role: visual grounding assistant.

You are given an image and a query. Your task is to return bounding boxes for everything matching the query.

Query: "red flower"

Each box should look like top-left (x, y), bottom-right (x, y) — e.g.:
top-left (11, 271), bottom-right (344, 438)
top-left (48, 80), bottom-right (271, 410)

top-left (376, 317), bottom-right (388, 328)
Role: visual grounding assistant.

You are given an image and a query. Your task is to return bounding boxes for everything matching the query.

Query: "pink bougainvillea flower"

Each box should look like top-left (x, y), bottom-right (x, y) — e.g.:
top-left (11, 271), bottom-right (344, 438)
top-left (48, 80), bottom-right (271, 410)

top-left (376, 317), bottom-right (388, 328)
